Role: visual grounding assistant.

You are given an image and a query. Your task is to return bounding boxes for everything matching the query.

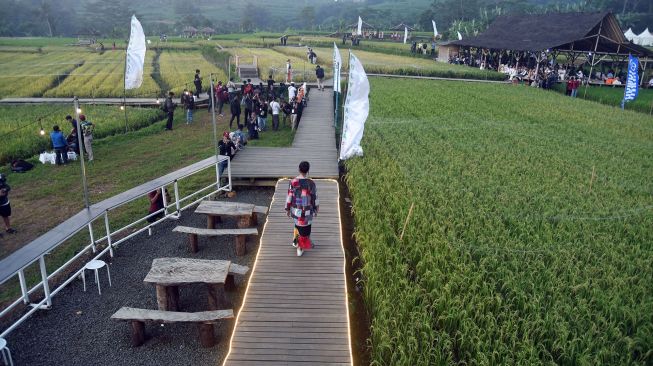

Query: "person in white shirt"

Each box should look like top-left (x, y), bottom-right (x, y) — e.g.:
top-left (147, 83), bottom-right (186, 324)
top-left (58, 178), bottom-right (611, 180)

top-left (288, 82), bottom-right (297, 101)
top-left (270, 98), bottom-right (281, 131)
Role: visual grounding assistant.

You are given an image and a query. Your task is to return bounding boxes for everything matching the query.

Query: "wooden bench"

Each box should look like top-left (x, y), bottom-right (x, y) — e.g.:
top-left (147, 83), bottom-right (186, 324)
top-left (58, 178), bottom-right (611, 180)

top-left (226, 263), bottom-right (249, 292)
top-left (251, 205), bottom-right (269, 225)
top-left (173, 226), bottom-right (258, 256)
top-left (111, 307), bottom-right (234, 348)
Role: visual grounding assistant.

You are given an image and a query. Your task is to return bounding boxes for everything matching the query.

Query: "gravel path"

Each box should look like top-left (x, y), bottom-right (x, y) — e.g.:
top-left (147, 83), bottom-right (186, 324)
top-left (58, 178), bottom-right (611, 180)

top-left (5, 187), bottom-right (275, 366)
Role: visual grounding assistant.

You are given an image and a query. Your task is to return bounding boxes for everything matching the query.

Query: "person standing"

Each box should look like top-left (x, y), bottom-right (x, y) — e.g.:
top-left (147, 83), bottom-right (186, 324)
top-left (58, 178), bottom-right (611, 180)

top-left (227, 78), bottom-right (236, 101)
top-left (244, 93), bottom-right (253, 123)
top-left (286, 59), bottom-right (292, 83)
top-left (0, 174), bottom-right (15, 237)
top-left (79, 114), bottom-right (95, 161)
top-left (217, 84), bottom-right (227, 116)
top-left (270, 98), bottom-right (281, 131)
top-left (571, 77), bottom-right (580, 98)
top-left (183, 90), bottom-right (195, 124)
top-left (285, 161), bottom-right (318, 257)
top-left (287, 82), bottom-right (297, 102)
top-left (315, 65), bottom-right (325, 91)
top-left (290, 99), bottom-right (299, 132)
top-left (163, 92), bottom-right (176, 130)
top-left (257, 97), bottom-right (268, 131)
top-left (247, 111), bottom-right (259, 140)
top-left (229, 95), bottom-right (241, 129)
top-left (50, 125), bottom-right (68, 165)
top-left (267, 75), bottom-right (275, 97)
top-left (194, 69), bottom-right (202, 97)
top-left (218, 131), bottom-right (236, 177)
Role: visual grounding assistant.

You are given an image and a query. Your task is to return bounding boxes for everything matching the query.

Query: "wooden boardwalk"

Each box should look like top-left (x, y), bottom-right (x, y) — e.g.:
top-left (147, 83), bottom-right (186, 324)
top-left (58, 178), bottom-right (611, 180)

top-left (230, 89), bottom-right (339, 179)
top-left (223, 179), bottom-right (352, 366)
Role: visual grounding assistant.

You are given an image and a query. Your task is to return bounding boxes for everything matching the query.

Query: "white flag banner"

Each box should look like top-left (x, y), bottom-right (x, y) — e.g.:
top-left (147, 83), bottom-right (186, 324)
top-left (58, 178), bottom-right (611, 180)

top-left (357, 16), bottom-right (363, 36)
top-left (457, 31), bottom-right (463, 40)
top-left (124, 15), bottom-right (146, 90)
top-left (333, 43), bottom-right (342, 93)
top-left (432, 20), bottom-right (438, 37)
top-left (403, 26), bottom-right (408, 44)
top-left (339, 52), bottom-right (369, 161)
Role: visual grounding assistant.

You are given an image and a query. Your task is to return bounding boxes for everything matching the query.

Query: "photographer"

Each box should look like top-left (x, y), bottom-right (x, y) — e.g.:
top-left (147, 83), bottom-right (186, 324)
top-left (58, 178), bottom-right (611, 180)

top-left (0, 174), bottom-right (16, 237)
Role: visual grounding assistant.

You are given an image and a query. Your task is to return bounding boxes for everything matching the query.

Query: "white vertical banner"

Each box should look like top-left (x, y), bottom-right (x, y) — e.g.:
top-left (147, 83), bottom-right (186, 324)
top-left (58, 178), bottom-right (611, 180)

top-left (339, 52), bottom-right (369, 161)
top-left (333, 43), bottom-right (342, 93)
top-left (432, 20), bottom-right (438, 37)
top-left (124, 15), bottom-right (146, 90)
top-left (403, 26), bottom-right (408, 44)
top-left (357, 16), bottom-right (363, 36)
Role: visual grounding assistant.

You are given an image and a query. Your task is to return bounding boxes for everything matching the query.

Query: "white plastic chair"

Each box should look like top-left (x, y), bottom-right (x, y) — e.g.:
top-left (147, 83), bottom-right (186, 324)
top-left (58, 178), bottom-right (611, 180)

top-left (0, 338), bottom-right (13, 366)
top-left (82, 260), bottom-right (112, 295)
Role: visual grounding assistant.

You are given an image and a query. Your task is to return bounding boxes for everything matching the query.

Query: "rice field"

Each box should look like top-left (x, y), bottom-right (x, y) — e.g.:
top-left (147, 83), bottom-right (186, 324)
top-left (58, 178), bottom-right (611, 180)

top-left (0, 51), bottom-right (87, 97)
top-left (43, 50), bottom-right (159, 98)
top-left (345, 77), bottom-right (653, 365)
top-left (157, 50), bottom-right (228, 94)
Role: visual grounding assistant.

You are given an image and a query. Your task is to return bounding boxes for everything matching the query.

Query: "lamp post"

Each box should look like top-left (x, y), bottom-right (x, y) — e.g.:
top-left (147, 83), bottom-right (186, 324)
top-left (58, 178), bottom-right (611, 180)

top-left (73, 97), bottom-right (90, 208)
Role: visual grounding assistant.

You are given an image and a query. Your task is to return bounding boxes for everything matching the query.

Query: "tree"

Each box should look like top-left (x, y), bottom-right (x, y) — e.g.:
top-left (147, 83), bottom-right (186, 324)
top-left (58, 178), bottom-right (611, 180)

top-left (299, 6), bottom-right (316, 30)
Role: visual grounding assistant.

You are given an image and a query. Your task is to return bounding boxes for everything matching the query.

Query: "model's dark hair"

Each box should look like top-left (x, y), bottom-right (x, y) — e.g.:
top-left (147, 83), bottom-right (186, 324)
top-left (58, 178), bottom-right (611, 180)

top-left (299, 161), bottom-right (310, 174)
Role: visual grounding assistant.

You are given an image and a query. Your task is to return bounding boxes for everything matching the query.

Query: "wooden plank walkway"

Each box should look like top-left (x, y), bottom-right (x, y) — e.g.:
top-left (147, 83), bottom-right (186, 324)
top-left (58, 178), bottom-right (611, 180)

top-left (223, 179), bottom-right (351, 366)
top-left (230, 88), bottom-right (339, 179)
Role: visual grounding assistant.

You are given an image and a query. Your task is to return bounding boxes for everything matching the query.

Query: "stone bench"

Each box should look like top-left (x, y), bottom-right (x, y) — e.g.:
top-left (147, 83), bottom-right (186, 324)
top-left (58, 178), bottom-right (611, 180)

top-left (111, 307), bottom-right (234, 348)
top-left (173, 226), bottom-right (258, 256)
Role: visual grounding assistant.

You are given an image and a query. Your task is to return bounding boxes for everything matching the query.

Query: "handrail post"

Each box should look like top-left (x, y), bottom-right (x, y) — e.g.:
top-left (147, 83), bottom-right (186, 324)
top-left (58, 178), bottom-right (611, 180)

top-left (174, 180), bottom-right (181, 215)
top-left (161, 185), bottom-right (169, 216)
top-left (88, 223), bottom-right (96, 253)
top-left (104, 211), bottom-right (114, 257)
top-left (215, 161), bottom-right (221, 190)
top-left (18, 270), bottom-right (29, 304)
top-left (227, 158), bottom-right (232, 191)
top-left (38, 256), bottom-right (52, 308)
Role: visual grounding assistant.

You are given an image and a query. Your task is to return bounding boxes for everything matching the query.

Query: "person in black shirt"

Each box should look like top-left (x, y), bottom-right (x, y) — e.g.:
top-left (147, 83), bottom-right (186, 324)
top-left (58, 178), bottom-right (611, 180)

top-left (0, 173), bottom-right (15, 236)
top-left (193, 69), bottom-right (202, 97)
top-left (163, 92), bottom-right (176, 130)
top-left (218, 131), bottom-right (236, 176)
top-left (229, 95), bottom-right (241, 129)
top-left (267, 75), bottom-right (275, 97)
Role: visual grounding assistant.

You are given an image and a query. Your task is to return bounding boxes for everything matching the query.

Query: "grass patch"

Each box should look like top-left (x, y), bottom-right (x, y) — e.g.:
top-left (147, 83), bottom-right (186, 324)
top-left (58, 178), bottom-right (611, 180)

top-left (0, 107), bottom-right (293, 305)
top-left (551, 82), bottom-right (653, 115)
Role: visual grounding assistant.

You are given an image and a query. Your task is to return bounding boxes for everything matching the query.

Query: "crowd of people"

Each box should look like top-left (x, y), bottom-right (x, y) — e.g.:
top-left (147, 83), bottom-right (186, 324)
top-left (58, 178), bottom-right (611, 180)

top-left (159, 66), bottom-right (333, 178)
top-left (411, 40), bottom-right (437, 56)
top-left (448, 49), bottom-right (652, 92)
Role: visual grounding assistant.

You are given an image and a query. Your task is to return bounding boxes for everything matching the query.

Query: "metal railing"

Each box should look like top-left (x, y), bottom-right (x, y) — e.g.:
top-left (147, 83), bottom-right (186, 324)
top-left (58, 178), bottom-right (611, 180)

top-left (0, 155), bottom-right (231, 338)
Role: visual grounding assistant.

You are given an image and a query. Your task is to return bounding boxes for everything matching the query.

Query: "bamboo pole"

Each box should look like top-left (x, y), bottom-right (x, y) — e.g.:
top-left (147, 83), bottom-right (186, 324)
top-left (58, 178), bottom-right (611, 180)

top-left (400, 202), bottom-right (415, 241)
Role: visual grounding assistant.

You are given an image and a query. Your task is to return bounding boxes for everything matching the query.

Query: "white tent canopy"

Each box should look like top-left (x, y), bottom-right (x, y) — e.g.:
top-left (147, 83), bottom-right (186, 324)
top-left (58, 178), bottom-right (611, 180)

top-left (634, 28), bottom-right (653, 46)
top-left (624, 28), bottom-right (636, 41)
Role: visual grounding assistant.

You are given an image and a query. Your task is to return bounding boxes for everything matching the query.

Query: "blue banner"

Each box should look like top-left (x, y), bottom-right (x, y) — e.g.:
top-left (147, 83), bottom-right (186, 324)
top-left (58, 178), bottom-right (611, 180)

top-left (623, 55), bottom-right (639, 102)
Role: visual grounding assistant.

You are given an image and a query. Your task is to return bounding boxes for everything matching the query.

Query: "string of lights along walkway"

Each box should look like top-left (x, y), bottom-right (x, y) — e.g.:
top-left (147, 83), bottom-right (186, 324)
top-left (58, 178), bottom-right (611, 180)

top-left (223, 88), bottom-right (352, 365)
top-left (223, 180), bottom-right (352, 366)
